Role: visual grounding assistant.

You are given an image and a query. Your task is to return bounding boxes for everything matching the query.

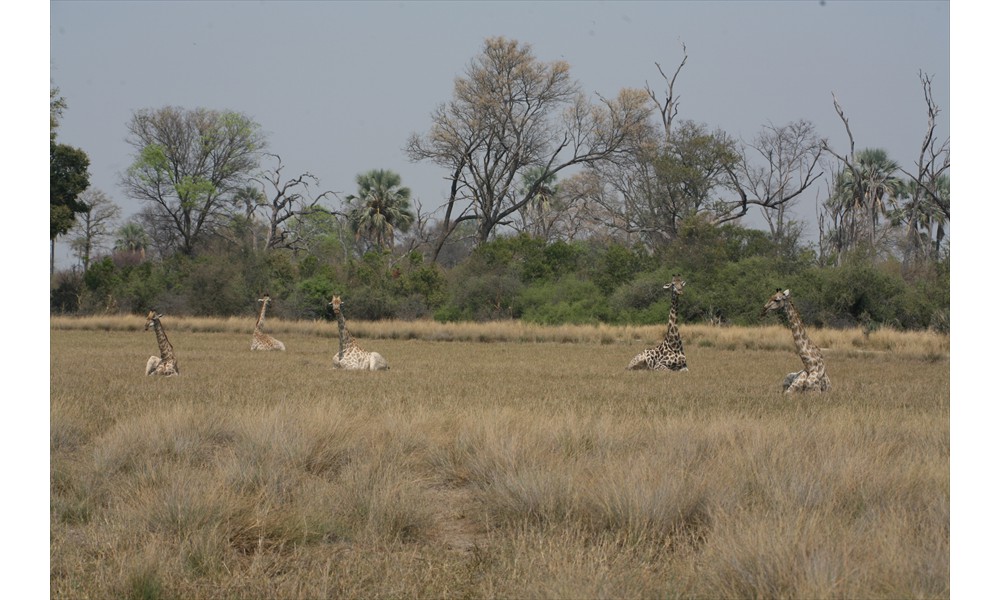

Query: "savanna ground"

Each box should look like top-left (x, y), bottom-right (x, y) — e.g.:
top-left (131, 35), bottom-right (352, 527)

top-left (51, 316), bottom-right (949, 599)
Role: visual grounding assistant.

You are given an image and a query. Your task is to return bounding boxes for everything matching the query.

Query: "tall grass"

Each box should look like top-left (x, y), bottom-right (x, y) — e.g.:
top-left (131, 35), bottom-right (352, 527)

top-left (51, 319), bottom-right (949, 599)
top-left (51, 314), bottom-right (949, 360)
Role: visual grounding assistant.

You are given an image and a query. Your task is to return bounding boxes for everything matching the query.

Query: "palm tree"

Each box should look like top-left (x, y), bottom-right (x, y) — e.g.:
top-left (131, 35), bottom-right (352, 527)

top-left (898, 174), bottom-right (949, 263)
top-left (345, 169), bottom-right (415, 251)
top-left (114, 222), bottom-right (151, 260)
top-left (847, 148), bottom-right (904, 247)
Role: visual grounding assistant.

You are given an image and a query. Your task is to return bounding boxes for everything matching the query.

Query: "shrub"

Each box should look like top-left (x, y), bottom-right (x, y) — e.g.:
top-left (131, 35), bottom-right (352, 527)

top-left (517, 276), bottom-right (609, 325)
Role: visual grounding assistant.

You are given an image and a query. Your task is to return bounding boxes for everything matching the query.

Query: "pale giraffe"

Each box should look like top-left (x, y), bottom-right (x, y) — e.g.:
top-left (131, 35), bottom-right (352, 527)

top-left (251, 294), bottom-right (286, 351)
top-left (144, 310), bottom-right (179, 376)
top-left (627, 275), bottom-right (688, 371)
top-left (328, 295), bottom-right (389, 370)
top-left (761, 288), bottom-right (831, 393)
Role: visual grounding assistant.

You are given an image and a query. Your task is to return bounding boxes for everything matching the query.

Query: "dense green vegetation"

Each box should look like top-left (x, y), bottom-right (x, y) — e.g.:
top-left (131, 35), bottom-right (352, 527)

top-left (50, 221), bottom-right (949, 333)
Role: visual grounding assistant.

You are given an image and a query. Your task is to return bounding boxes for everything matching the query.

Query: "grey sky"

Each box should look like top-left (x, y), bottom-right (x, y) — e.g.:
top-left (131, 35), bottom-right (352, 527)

top-left (49, 0), bottom-right (949, 268)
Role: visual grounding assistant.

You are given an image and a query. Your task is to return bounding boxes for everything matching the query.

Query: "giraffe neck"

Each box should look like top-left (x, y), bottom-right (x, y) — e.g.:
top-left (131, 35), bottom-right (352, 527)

top-left (153, 319), bottom-right (175, 361)
top-left (782, 299), bottom-right (821, 370)
top-left (336, 311), bottom-right (356, 360)
top-left (255, 301), bottom-right (268, 332)
top-left (659, 289), bottom-right (683, 351)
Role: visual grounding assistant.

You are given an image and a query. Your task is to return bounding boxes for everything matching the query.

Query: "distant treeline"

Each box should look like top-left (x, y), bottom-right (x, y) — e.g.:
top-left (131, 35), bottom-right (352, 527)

top-left (51, 218), bottom-right (949, 334)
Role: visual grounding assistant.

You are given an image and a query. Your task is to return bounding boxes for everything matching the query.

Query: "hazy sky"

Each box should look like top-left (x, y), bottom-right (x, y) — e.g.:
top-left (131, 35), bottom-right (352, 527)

top-left (49, 0), bottom-right (949, 268)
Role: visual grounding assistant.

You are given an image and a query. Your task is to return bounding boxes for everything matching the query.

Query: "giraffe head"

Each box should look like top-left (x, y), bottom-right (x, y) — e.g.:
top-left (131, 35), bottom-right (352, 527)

top-left (329, 294), bottom-right (343, 315)
top-left (761, 288), bottom-right (791, 317)
top-left (664, 274), bottom-right (685, 296)
top-left (258, 293), bottom-right (272, 306)
top-left (144, 309), bottom-right (163, 331)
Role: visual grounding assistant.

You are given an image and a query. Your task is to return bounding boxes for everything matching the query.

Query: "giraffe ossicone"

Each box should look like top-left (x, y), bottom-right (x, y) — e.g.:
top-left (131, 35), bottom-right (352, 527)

top-left (627, 274), bottom-right (688, 372)
top-left (144, 310), bottom-right (179, 376)
top-left (251, 294), bottom-right (286, 351)
top-left (761, 288), bottom-right (831, 393)
top-left (329, 294), bottom-right (389, 371)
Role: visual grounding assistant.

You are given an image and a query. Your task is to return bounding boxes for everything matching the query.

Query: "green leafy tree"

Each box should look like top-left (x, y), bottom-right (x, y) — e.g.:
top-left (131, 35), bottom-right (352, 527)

top-left (345, 169), bottom-right (415, 251)
top-left (121, 106), bottom-right (266, 256)
top-left (51, 141), bottom-right (91, 274)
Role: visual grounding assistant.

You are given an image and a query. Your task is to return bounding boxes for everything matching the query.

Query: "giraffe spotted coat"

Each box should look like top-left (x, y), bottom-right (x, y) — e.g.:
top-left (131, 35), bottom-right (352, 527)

top-left (627, 275), bottom-right (688, 372)
top-left (251, 294), bottom-right (286, 351)
top-left (329, 295), bottom-right (389, 371)
top-left (761, 289), bottom-right (831, 393)
top-left (144, 310), bottom-right (179, 376)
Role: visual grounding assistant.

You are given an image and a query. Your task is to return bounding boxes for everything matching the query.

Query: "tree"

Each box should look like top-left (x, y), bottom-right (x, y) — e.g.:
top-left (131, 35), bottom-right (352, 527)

top-left (898, 71), bottom-right (949, 264)
top-left (114, 222), bottom-right (152, 261)
top-left (120, 106), bottom-right (266, 256)
top-left (822, 95), bottom-right (907, 261)
top-left (69, 189), bottom-right (121, 271)
top-left (51, 86), bottom-right (67, 142)
top-left (514, 167), bottom-right (559, 240)
top-left (345, 169), bottom-right (415, 252)
top-left (406, 37), bottom-right (651, 261)
top-left (823, 145), bottom-right (904, 260)
top-left (587, 48), bottom-right (792, 251)
top-left (728, 120), bottom-right (825, 244)
top-left (897, 175), bottom-right (949, 264)
top-left (251, 153), bottom-right (337, 251)
top-left (591, 119), bottom-right (738, 249)
top-left (51, 141), bottom-right (91, 275)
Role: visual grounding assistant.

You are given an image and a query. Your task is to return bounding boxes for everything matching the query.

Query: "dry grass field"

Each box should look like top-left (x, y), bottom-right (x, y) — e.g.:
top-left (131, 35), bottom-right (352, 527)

top-left (50, 316), bottom-right (949, 599)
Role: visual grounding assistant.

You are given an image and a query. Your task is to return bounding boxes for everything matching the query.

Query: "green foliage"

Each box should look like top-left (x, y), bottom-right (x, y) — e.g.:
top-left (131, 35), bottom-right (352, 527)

top-left (51, 215), bottom-right (948, 331)
top-left (517, 276), bottom-right (609, 325)
top-left (591, 243), bottom-right (652, 294)
top-left (50, 142), bottom-right (91, 239)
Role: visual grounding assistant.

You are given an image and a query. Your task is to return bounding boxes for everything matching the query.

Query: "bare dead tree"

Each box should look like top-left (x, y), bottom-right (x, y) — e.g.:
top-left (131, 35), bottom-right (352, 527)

top-left (728, 120), bottom-right (825, 241)
top-left (897, 71), bottom-right (950, 263)
top-left (645, 40), bottom-right (687, 145)
top-left (69, 188), bottom-right (121, 270)
top-left (251, 153), bottom-right (337, 251)
top-left (900, 71), bottom-right (950, 221)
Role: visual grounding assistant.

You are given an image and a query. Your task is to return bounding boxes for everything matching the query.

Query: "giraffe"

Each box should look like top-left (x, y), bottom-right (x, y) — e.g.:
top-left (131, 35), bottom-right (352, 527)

top-left (328, 294), bottom-right (389, 370)
top-left (144, 310), bottom-right (179, 376)
top-left (761, 288), bottom-right (832, 393)
top-left (627, 274), bottom-right (688, 371)
top-left (251, 294), bottom-right (286, 351)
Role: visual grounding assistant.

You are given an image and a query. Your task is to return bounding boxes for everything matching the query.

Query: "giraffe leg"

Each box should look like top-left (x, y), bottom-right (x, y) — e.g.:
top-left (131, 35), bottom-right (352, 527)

top-left (783, 370), bottom-right (804, 391)
top-left (146, 356), bottom-right (161, 376)
top-left (368, 352), bottom-right (389, 370)
top-left (627, 352), bottom-right (650, 370)
top-left (784, 371), bottom-right (811, 393)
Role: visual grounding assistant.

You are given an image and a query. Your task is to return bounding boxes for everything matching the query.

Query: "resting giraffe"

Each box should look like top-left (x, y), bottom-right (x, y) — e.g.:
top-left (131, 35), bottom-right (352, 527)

top-left (627, 275), bottom-right (688, 371)
top-left (761, 288), bottom-right (831, 393)
top-left (251, 294), bottom-right (286, 351)
top-left (328, 294), bottom-right (389, 370)
top-left (144, 310), bottom-right (179, 376)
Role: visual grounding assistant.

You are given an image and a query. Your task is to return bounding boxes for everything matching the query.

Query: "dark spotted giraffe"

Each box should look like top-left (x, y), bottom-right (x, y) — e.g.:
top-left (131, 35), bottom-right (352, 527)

top-left (627, 275), bottom-right (688, 372)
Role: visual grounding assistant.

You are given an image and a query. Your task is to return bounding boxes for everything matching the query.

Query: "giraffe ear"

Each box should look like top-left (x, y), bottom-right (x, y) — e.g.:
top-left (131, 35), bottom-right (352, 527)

top-left (782, 289), bottom-right (790, 298)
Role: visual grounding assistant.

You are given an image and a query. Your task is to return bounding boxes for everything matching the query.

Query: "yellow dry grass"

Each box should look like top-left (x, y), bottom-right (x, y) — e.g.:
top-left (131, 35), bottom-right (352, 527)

top-left (51, 317), bottom-right (949, 599)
